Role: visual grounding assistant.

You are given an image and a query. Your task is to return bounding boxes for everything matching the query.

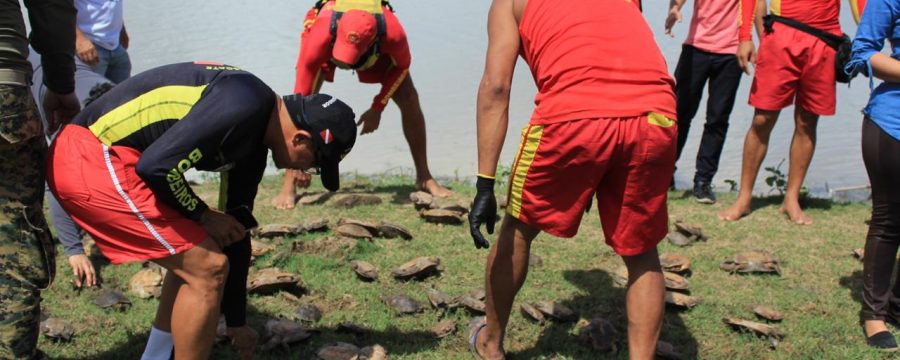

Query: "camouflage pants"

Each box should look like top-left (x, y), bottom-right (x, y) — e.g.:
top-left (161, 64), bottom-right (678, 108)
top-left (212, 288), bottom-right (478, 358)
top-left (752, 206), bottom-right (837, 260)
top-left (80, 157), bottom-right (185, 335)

top-left (0, 85), bottom-right (55, 360)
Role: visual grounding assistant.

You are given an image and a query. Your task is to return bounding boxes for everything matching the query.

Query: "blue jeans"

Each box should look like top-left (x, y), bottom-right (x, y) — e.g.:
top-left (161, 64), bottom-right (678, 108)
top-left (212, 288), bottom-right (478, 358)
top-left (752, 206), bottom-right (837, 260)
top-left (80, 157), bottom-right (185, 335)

top-left (91, 43), bottom-right (131, 84)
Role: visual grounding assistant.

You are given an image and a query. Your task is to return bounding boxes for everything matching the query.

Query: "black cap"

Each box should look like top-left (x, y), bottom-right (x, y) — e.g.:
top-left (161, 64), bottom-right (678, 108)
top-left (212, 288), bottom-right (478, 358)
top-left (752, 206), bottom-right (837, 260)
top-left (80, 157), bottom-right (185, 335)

top-left (282, 93), bottom-right (356, 191)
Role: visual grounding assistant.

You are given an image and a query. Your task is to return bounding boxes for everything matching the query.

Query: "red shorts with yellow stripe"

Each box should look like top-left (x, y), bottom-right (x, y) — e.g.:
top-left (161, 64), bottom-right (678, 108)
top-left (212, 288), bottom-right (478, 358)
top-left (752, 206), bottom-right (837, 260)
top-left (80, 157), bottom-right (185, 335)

top-left (505, 114), bottom-right (677, 256)
top-left (47, 125), bottom-right (207, 264)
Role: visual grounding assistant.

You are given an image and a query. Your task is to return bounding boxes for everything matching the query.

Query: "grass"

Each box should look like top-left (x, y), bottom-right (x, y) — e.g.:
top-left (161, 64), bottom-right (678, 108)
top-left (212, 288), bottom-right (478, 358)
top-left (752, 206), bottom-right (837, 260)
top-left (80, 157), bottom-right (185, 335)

top-left (37, 174), bottom-right (880, 359)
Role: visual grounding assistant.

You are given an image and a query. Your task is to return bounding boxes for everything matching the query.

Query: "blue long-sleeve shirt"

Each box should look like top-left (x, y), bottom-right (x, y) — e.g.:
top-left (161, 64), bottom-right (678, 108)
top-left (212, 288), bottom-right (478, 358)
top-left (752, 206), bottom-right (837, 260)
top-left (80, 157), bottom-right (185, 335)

top-left (846, 0), bottom-right (900, 141)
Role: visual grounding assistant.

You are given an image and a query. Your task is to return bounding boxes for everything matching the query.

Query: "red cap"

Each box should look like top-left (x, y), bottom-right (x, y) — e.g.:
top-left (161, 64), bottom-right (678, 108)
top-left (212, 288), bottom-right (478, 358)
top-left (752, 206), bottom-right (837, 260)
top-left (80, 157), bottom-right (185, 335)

top-left (332, 10), bottom-right (378, 65)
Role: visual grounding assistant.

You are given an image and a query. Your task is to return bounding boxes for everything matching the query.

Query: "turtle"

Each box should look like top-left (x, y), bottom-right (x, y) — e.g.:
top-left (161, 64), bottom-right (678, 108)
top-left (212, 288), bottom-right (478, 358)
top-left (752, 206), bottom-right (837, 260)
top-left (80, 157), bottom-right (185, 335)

top-left (338, 218), bottom-right (380, 232)
top-left (331, 193), bottom-right (382, 208)
top-left (260, 318), bottom-right (317, 352)
top-left (251, 239), bottom-right (276, 258)
top-left (666, 230), bottom-right (693, 247)
top-left (655, 340), bottom-right (684, 360)
top-left (293, 236), bottom-right (358, 258)
top-left (92, 288), bottom-right (131, 311)
top-left (720, 250), bottom-right (782, 275)
top-left (659, 253), bottom-right (691, 273)
top-left (298, 191), bottom-right (332, 206)
top-left (470, 288), bottom-right (486, 301)
top-left (316, 342), bottom-right (361, 360)
top-left (432, 319), bottom-right (457, 338)
top-left (853, 248), bottom-right (865, 261)
top-left (520, 303), bottom-right (545, 323)
top-left (40, 317), bottom-right (74, 341)
top-left (426, 288), bottom-right (457, 310)
top-left (334, 223), bottom-right (374, 239)
top-left (337, 322), bottom-right (370, 336)
top-left (663, 271), bottom-right (690, 291)
top-left (294, 304), bottom-right (323, 323)
top-left (529, 253), bottom-right (543, 268)
top-left (665, 291), bottom-right (700, 309)
top-left (350, 260), bottom-right (379, 281)
top-left (381, 294), bottom-right (424, 315)
top-left (409, 191), bottom-right (435, 210)
top-left (129, 265), bottom-right (166, 299)
top-left (391, 256), bottom-right (441, 280)
top-left (247, 268), bottom-right (304, 295)
top-left (666, 221), bottom-right (708, 246)
top-left (376, 221), bottom-right (413, 240)
top-left (256, 224), bottom-right (301, 239)
top-left (299, 217), bottom-right (330, 233)
top-left (752, 305), bottom-right (784, 322)
top-left (722, 317), bottom-right (786, 348)
top-left (577, 317), bottom-right (618, 353)
top-left (534, 301), bottom-right (577, 322)
top-left (439, 204), bottom-right (470, 215)
top-left (358, 344), bottom-right (388, 360)
top-left (420, 209), bottom-right (465, 225)
top-left (457, 296), bottom-right (486, 314)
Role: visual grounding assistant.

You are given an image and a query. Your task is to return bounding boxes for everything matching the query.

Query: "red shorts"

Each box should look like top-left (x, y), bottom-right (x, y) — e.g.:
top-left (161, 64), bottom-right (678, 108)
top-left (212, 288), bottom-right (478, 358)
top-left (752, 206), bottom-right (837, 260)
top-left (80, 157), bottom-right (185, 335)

top-left (46, 125), bottom-right (206, 264)
top-left (749, 22), bottom-right (837, 116)
top-left (505, 114), bottom-right (676, 256)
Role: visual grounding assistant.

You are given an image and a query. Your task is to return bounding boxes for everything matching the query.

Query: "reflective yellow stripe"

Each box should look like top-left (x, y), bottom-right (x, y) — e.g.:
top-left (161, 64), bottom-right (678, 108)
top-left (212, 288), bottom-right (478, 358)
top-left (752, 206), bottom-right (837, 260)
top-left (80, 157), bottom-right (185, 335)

top-left (89, 85), bottom-right (207, 145)
top-left (334, 0), bottom-right (384, 14)
top-left (770, 0), bottom-right (780, 16)
top-left (849, 0), bottom-right (863, 24)
top-left (507, 124), bottom-right (543, 219)
top-left (647, 112), bottom-right (675, 128)
top-left (380, 68), bottom-right (409, 106)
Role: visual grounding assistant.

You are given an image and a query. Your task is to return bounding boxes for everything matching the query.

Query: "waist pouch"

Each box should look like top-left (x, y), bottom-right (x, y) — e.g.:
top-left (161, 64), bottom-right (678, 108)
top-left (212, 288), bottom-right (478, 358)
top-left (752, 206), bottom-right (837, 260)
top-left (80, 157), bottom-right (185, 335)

top-left (763, 15), bottom-right (853, 83)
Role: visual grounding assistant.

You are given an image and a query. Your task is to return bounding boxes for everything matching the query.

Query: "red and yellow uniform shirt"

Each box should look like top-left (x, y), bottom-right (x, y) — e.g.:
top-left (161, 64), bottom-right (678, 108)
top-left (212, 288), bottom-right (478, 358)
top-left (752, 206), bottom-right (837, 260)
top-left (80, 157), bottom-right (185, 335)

top-left (739, 0), bottom-right (866, 40)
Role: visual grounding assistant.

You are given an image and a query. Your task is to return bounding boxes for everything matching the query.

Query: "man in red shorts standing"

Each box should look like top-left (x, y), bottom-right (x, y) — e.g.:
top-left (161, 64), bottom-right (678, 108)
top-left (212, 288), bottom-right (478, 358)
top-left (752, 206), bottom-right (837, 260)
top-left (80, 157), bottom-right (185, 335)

top-left (272, 0), bottom-right (450, 209)
top-left (467, 0), bottom-right (677, 358)
top-left (719, 0), bottom-right (864, 225)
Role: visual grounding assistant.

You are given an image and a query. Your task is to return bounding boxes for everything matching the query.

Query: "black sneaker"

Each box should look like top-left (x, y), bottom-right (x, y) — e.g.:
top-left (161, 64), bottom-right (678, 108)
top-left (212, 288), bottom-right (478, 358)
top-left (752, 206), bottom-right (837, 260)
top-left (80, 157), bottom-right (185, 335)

top-left (693, 182), bottom-right (716, 204)
top-left (867, 331), bottom-right (899, 351)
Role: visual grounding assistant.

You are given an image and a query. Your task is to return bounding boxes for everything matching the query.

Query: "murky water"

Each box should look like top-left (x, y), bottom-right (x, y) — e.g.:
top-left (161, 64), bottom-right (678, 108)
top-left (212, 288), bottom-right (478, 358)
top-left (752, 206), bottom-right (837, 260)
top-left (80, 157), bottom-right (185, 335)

top-left (122, 0), bottom-right (870, 195)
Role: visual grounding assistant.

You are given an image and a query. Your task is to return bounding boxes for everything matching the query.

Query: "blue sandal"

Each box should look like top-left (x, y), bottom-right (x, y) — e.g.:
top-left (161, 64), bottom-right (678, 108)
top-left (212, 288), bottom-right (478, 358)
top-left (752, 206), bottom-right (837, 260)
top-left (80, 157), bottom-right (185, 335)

top-left (468, 317), bottom-right (488, 358)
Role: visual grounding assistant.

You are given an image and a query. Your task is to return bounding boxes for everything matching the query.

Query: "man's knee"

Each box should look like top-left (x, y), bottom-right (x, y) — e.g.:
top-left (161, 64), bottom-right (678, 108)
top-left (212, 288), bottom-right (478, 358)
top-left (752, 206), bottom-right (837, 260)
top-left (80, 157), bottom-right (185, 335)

top-left (184, 246), bottom-right (229, 292)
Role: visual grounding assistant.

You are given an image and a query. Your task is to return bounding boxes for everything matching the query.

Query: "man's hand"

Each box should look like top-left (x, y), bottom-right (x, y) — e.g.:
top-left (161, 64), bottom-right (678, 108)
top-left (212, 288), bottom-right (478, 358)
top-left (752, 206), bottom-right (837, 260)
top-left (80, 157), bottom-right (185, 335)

top-left (664, 5), bottom-right (682, 37)
top-left (225, 325), bottom-right (258, 360)
top-left (468, 176), bottom-right (497, 249)
top-left (42, 90), bottom-right (80, 135)
top-left (200, 209), bottom-right (245, 248)
top-left (356, 108), bottom-right (382, 135)
top-left (68, 254), bottom-right (96, 288)
top-left (293, 170), bottom-right (312, 189)
top-left (75, 31), bottom-right (99, 66)
top-left (737, 41), bottom-right (757, 75)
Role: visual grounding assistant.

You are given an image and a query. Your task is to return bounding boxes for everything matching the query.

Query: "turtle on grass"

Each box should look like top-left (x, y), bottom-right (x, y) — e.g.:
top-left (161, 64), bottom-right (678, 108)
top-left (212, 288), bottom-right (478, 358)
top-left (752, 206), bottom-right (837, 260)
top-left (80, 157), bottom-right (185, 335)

top-left (381, 294), bottom-right (424, 315)
top-left (659, 253), bottom-right (691, 273)
top-left (722, 317), bottom-right (785, 348)
top-left (520, 303), bottom-right (545, 323)
top-left (294, 304), bottom-right (323, 323)
top-left (720, 250), bottom-right (782, 275)
top-left (260, 318), bottom-right (317, 352)
top-left (533, 301), bottom-right (577, 322)
top-left (247, 268), bottom-right (304, 295)
top-left (665, 291), bottom-right (700, 309)
top-left (350, 260), bottom-right (379, 281)
top-left (92, 288), bottom-right (131, 311)
top-left (129, 265), bottom-right (166, 299)
top-left (752, 305), bottom-right (784, 322)
top-left (40, 317), bottom-right (74, 341)
top-left (666, 221), bottom-right (708, 246)
top-left (432, 319), bottom-right (457, 338)
top-left (391, 256), bottom-right (441, 280)
top-left (577, 317), bottom-right (618, 353)
top-left (420, 209), bottom-right (465, 225)
top-left (331, 193), bottom-right (382, 208)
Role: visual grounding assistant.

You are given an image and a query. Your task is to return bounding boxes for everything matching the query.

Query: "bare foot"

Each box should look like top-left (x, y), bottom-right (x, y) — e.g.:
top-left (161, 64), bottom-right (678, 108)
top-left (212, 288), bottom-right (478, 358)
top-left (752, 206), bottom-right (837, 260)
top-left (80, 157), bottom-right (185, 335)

top-left (271, 189), bottom-right (297, 210)
top-left (718, 200), bottom-right (751, 222)
top-left (416, 178), bottom-right (452, 198)
top-left (781, 202), bottom-right (812, 225)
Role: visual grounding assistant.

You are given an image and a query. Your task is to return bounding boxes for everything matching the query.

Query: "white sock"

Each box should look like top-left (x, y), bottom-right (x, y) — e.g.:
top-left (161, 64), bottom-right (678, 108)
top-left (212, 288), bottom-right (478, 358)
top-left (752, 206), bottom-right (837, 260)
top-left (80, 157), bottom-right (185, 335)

top-left (141, 326), bottom-right (174, 360)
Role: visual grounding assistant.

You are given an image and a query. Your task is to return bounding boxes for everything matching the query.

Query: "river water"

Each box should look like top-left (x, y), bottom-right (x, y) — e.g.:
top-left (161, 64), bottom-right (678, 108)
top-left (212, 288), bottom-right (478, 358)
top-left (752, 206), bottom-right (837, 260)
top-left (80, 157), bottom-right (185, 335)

top-left (121, 0), bottom-right (870, 195)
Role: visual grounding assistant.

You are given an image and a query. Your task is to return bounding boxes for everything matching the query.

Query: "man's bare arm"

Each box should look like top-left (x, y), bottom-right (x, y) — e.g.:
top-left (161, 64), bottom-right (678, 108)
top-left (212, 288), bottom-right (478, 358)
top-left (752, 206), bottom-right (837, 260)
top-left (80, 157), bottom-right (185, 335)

top-left (476, 0), bottom-right (521, 178)
top-left (754, 0), bottom-right (767, 38)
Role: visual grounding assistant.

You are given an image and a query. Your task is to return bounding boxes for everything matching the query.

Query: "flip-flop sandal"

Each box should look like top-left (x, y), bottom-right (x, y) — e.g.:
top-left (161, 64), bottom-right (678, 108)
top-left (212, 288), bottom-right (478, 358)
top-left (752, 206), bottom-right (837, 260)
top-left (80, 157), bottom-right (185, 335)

top-left (467, 317), bottom-right (488, 359)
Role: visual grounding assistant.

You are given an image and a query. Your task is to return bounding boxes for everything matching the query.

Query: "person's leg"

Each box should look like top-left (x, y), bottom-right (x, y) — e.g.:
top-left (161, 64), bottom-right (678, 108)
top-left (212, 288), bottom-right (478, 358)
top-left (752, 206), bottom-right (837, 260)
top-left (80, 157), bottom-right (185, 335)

top-left (151, 238), bottom-right (228, 360)
top-left (475, 215), bottom-right (540, 359)
top-left (141, 270), bottom-right (181, 360)
top-left (272, 170), bottom-right (300, 209)
top-left (693, 54), bottom-right (742, 194)
top-left (391, 76), bottom-right (451, 197)
top-left (104, 46), bottom-right (131, 84)
top-left (622, 249), bottom-right (665, 360)
top-left (780, 107), bottom-right (818, 225)
top-left (718, 109), bottom-right (780, 221)
top-left (673, 45), bottom-right (711, 164)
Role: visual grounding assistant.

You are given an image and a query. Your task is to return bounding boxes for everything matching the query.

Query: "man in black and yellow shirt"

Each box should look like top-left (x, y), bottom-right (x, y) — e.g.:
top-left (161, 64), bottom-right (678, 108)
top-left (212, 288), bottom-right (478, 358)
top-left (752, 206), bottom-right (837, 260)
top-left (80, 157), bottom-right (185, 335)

top-left (47, 61), bottom-right (356, 360)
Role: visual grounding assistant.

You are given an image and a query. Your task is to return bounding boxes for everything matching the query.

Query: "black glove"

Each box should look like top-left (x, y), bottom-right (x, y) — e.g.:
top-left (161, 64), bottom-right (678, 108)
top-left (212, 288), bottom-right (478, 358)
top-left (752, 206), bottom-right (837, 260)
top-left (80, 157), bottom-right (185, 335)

top-left (469, 175), bottom-right (497, 249)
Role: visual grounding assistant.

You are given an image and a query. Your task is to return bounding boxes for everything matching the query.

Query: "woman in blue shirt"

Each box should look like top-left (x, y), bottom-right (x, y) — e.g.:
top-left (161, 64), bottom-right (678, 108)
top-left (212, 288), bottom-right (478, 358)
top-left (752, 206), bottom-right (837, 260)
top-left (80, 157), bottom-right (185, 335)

top-left (847, 0), bottom-right (900, 350)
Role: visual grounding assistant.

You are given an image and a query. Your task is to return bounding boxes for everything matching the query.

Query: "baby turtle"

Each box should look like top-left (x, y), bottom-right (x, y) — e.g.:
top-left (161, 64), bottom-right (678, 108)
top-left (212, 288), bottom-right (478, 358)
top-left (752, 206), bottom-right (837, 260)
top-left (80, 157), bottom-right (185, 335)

top-left (432, 319), bottom-right (457, 338)
top-left (659, 253), bottom-right (691, 273)
top-left (335, 223), bottom-right (374, 239)
top-left (409, 191), bottom-right (435, 210)
top-left (381, 294), bottom-right (424, 315)
top-left (853, 248), bottom-right (865, 261)
top-left (337, 322), bottom-right (370, 336)
top-left (40, 317), bottom-right (74, 341)
top-left (663, 272), bottom-right (690, 291)
top-left (723, 317), bottom-right (785, 348)
top-left (720, 250), bottom-right (782, 275)
top-left (294, 304), bottom-right (323, 323)
top-left (427, 288), bottom-right (457, 310)
top-left (666, 231), bottom-right (693, 247)
top-left (129, 265), bottom-right (165, 299)
top-left (376, 221), bottom-right (413, 240)
top-left (520, 303), bottom-right (545, 323)
top-left (666, 221), bottom-right (707, 246)
top-left (665, 291), bottom-right (700, 309)
top-left (752, 305), bottom-right (784, 322)
top-left (251, 239), bottom-right (275, 258)
top-left (92, 288), bottom-right (131, 311)
top-left (256, 224), bottom-right (300, 239)
top-left (529, 253), bottom-right (543, 268)
top-left (350, 260), bottom-right (379, 281)
top-left (420, 209), bottom-right (465, 225)
top-left (316, 342), bottom-right (360, 360)
top-left (358, 344), bottom-right (388, 360)
top-left (577, 317), bottom-right (618, 353)
top-left (534, 301), bottom-right (577, 322)
top-left (656, 340), bottom-right (684, 360)
top-left (457, 296), bottom-right (486, 314)
top-left (299, 217), bottom-right (330, 233)
top-left (331, 193), bottom-right (382, 208)
top-left (247, 268), bottom-right (304, 294)
top-left (391, 256), bottom-right (441, 280)
top-left (260, 318), bottom-right (317, 352)
top-left (298, 191), bottom-right (332, 205)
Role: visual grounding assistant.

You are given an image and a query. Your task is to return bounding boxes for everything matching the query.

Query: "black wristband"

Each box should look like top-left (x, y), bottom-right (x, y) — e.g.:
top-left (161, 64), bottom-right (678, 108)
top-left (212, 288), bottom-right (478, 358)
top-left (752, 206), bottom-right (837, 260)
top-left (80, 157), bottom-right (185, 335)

top-left (476, 175), bottom-right (495, 191)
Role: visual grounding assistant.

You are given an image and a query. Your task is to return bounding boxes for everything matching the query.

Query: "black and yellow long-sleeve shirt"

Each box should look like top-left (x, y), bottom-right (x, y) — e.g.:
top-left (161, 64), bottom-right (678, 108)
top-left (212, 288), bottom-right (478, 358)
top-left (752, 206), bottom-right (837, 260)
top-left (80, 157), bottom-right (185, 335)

top-left (72, 61), bottom-right (275, 221)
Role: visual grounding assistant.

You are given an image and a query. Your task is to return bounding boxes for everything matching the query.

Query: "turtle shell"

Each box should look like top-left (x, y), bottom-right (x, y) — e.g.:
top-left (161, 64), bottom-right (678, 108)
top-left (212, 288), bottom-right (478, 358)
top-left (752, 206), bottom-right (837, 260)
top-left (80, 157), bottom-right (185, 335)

top-left (409, 191), bottom-right (435, 210)
top-left (298, 191), bottom-right (332, 205)
top-left (376, 221), bottom-right (413, 240)
top-left (663, 271), bottom-right (690, 291)
top-left (432, 320), bottom-right (457, 338)
top-left (853, 248), bottom-right (864, 261)
top-left (316, 342), bottom-right (361, 360)
top-left (299, 218), bottom-right (330, 233)
top-left (534, 301), bottom-right (577, 322)
top-left (665, 291), bottom-right (700, 309)
top-left (674, 221), bottom-right (707, 241)
top-left (391, 256), bottom-right (441, 280)
top-left (659, 253), bottom-right (691, 273)
top-left (577, 317), bottom-right (617, 352)
top-left (520, 303), bottom-right (545, 323)
top-left (350, 260), bottom-right (379, 281)
top-left (358, 345), bottom-right (388, 360)
top-left (426, 288), bottom-right (456, 309)
top-left (129, 266), bottom-right (165, 299)
top-left (247, 268), bottom-right (303, 294)
top-left (752, 305), bottom-right (784, 321)
top-left (40, 317), bottom-right (74, 341)
top-left (722, 317), bottom-right (785, 348)
top-left (256, 224), bottom-right (300, 238)
top-left (420, 209), bottom-right (465, 225)
top-left (92, 288), bottom-right (131, 311)
top-left (331, 194), bottom-right (382, 208)
top-left (381, 294), bottom-right (423, 315)
top-left (457, 296), bottom-right (486, 314)
top-left (260, 318), bottom-right (317, 351)
top-left (295, 304), bottom-right (323, 323)
top-left (251, 239), bottom-right (275, 258)
top-left (666, 230), bottom-right (693, 247)
top-left (721, 250), bottom-right (781, 275)
top-left (335, 223), bottom-right (374, 239)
